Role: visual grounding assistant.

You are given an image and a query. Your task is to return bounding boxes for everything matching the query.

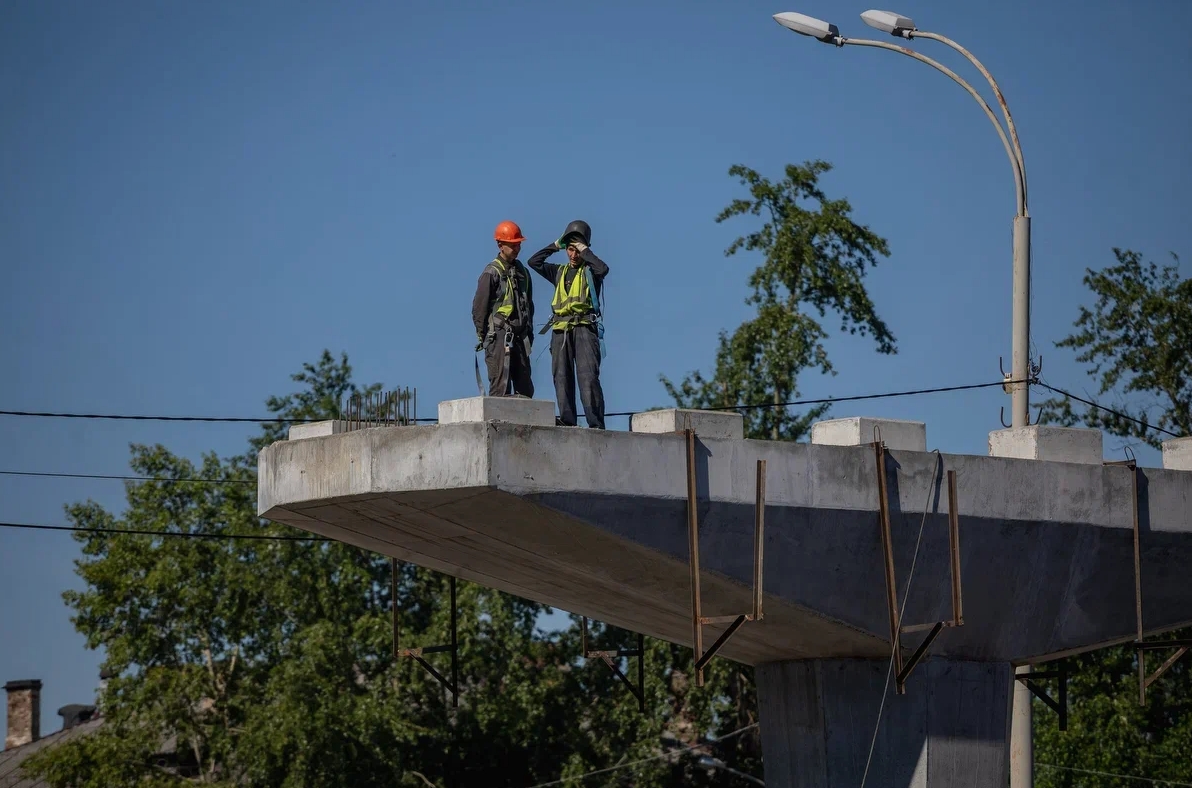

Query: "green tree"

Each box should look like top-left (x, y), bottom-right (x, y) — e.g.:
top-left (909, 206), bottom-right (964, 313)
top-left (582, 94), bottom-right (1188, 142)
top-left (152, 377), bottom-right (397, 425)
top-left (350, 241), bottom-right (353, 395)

top-left (1034, 247), bottom-right (1191, 787)
top-left (1037, 248), bottom-right (1191, 448)
top-left (663, 161), bottom-right (897, 440)
top-left (24, 350), bottom-right (756, 788)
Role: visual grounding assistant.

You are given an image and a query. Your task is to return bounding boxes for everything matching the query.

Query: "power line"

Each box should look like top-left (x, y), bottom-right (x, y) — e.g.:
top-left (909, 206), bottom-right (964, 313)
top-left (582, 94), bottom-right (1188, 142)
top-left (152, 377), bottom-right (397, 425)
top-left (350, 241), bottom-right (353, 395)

top-left (0, 521), bottom-right (329, 542)
top-left (0, 378), bottom-right (1025, 425)
top-left (1034, 382), bottom-right (1183, 439)
top-left (522, 723), bottom-right (759, 788)
top-left (1037, 763), bottom-right (1192, 787)
top-left (0, 470), bottom-right (254, 485)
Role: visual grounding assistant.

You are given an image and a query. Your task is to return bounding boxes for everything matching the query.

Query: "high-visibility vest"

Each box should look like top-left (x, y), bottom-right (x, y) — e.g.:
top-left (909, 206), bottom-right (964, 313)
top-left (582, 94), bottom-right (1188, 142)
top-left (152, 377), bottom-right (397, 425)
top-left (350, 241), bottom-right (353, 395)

top-left (487, 257), bottom-right (530, 331)
top-left (548, 265), bottom-right (599, 331)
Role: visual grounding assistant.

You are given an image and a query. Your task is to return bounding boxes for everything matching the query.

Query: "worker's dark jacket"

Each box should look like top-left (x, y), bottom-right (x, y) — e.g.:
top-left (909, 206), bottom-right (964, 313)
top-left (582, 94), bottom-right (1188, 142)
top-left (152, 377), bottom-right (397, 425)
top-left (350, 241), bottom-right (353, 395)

top-left (526, 244), bottom-right (609, 325)
top-left (471, 257), bottom-right (534, 341)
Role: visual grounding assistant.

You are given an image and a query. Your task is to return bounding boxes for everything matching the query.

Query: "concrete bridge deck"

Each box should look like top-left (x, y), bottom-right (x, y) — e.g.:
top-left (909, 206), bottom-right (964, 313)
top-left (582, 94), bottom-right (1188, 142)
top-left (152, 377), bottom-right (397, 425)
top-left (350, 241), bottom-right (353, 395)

top-left (257, 401), bottom-right (1192, 666)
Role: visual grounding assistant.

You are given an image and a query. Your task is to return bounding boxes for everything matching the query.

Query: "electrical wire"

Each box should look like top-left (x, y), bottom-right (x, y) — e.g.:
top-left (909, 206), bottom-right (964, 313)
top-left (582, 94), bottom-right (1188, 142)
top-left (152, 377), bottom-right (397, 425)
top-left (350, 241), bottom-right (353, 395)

top-left (1034, 381), bottom-right (1183, 439)
top-left (859, 450), bottom-right (942, 788)
top-left (0, 378), bottom-right (1026, 425)
top-left (1037, 764), bottom-right (1192, 787)
top-left (604, 379), bottom-right (1025, 418)
top-left (0, 470), bottom-right (254, 485)
top-left (0, 521), bottom-right (330, 542)
top-left (522, 723), bottom-right (759, 788)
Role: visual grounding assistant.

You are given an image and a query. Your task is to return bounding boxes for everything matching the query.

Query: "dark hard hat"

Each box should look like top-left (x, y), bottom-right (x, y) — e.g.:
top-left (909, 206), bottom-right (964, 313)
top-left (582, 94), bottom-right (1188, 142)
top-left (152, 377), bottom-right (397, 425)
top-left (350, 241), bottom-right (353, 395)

top-left (561, 220), bottom-right (591, 246)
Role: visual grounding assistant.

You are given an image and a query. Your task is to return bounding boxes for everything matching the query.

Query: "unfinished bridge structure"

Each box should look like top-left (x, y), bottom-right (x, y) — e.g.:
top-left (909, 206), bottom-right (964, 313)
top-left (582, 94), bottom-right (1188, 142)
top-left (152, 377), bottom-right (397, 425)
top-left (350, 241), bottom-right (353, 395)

top-left (258, 395), bottom-right (1192, 788)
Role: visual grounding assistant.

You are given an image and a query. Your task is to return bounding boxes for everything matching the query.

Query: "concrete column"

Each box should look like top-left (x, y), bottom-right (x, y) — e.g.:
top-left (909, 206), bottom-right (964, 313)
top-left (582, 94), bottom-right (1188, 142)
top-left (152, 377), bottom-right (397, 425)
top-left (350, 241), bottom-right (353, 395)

top-left (755, 658), bottom-right (1011, 788)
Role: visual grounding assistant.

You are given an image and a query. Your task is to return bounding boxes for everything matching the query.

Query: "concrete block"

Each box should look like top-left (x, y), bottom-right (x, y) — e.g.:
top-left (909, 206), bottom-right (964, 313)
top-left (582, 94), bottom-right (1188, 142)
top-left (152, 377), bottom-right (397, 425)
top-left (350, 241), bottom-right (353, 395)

top-left (630, 408), bottom-right (744, 439)
top-left (438, 396), bottom-right (555, 427)
top-left (988, 425), bottom-right (1102, 464)
top-left (811, 416), bottom-right (927, 452)
top-left (288, 420), bottom-right (349, 441)
top-left (1163, 437), bottom-right (1192, 471)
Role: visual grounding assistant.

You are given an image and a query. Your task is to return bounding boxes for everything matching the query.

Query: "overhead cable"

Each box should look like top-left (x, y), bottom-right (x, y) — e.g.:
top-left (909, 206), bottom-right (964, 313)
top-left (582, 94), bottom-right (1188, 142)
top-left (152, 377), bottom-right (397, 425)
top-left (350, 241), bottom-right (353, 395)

top-left (0, 521), bottom-right (329, 542)
top-left (1034, 381), bottom-right (1183, 439)
top-left (1, 378), bottom-right (1028, 425)
top-left (0, 470), bottom-right (254, 485)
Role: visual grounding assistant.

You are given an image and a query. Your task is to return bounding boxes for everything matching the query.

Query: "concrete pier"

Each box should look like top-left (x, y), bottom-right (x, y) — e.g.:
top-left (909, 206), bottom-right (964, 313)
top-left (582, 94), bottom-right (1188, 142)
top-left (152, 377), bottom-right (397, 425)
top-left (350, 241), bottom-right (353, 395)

top-left (257, 399), bottom-right (1192, 787)
top-left (756, 659), bottom-right (1011, 788)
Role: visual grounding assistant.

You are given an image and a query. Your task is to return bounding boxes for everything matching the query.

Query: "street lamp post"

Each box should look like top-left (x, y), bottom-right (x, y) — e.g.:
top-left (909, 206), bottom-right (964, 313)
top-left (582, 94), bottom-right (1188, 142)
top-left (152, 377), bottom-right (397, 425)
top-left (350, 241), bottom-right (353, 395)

top-left (772, 11), bottom-right (1036, 788)
top-left (772, 10), bottom-right (1033, 429)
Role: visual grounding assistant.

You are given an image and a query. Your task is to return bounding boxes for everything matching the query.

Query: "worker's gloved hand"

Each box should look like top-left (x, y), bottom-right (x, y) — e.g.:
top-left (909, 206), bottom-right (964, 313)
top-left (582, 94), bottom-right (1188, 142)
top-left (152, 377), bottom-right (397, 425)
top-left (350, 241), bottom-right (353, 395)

top-left (554, 236), bottom-right (567, 250)
top-left (475, 337), bottom-right (484, 352)
top-left (570, 241), bottom-right (589, 253)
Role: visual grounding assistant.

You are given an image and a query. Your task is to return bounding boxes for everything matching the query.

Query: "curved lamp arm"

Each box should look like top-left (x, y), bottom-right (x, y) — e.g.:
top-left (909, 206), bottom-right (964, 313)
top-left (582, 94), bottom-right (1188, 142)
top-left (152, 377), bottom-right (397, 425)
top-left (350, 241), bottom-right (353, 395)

top-left (912, 30), bottom-right (1028, 213)
top-left (841, 37), bottom-right (1025, 217)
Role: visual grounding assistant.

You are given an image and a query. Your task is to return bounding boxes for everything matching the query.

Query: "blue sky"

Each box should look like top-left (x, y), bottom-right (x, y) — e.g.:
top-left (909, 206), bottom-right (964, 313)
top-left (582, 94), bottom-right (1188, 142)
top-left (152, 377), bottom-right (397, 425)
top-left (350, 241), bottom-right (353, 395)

top-left (2, 0), bottom-right (1189, 734)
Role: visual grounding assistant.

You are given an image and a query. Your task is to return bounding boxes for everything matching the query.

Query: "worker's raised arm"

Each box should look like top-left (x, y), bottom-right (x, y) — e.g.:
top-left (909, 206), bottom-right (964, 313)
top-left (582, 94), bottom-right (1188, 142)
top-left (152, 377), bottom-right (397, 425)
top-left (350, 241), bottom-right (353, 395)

top-left (471, 267), bottom-right (498, 343)
top-left (527, 242), bottom-right (563, 283)
top-left (577, 247), bottom-right (608, 280)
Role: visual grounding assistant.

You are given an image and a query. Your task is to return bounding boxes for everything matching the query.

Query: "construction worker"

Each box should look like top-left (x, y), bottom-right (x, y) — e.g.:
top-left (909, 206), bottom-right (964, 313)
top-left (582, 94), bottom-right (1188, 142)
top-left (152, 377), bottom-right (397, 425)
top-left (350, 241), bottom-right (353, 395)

top-left (528, 220), bottom-right (608, 429)
top-left (472, 220), bottom-right (535, 397)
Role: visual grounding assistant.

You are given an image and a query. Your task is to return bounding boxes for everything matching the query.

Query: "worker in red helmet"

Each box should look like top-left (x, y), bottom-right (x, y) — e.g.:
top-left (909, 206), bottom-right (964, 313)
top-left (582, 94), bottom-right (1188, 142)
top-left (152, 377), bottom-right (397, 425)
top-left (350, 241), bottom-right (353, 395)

top-left (472, 220), bottom-right (535, 397)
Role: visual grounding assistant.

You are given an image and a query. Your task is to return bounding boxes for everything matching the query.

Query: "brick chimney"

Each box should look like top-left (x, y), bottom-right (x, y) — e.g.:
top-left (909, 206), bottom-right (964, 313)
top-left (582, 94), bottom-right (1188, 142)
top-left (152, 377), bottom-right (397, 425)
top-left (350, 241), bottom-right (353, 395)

top-left (4, 679), bottom-right (42, 749)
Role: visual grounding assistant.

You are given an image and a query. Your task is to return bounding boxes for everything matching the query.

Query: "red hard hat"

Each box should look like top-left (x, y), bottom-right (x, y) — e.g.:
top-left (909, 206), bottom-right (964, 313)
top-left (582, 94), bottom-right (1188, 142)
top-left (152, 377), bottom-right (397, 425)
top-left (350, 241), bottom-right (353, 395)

top-left (494, 220), bottom-right (526, 243)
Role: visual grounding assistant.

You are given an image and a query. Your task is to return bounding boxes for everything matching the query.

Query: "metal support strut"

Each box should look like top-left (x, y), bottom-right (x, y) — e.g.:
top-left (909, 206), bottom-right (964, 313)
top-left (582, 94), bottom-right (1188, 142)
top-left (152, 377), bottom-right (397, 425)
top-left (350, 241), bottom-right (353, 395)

top-left (872, 440), bottom-right (965, 694)
top-left (1016, 664), bottom-right (1069, 731)
top-left (685, 429), bottom-right (766, 687)
top-left (393, 558), bottom-right (460, 707)
top-left (581, 617), bottom-right (646, 712)
top-left (1105, 455), bottom-right (1192, 705)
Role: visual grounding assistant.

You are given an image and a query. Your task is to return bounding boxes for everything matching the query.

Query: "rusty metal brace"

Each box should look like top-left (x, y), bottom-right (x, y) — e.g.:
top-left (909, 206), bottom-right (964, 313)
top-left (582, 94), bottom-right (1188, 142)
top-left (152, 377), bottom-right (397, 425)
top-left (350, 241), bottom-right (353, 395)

top-left (872, 440), bottom-right (965, 694)
top-left (393, 558), bottom-right (459, 708)
top-left (1105, 454), bottom-right (1192, 706)
top-left (1015, 664), bottom-right (1069, 731)
top-left (685, 429), bottom-right (766, 687)
top-left (581, 617), bottom-right (646, 712)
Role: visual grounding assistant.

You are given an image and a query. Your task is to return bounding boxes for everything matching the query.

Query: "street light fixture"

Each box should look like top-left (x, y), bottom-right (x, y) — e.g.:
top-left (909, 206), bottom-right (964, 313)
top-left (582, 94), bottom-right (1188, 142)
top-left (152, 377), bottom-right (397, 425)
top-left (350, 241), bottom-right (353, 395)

top-left (772, 12), bottom-right (839, 42)
top-left (859, 9), bottom-right (915, 37)
top-left (771, 9), bottom-right (1035, 432)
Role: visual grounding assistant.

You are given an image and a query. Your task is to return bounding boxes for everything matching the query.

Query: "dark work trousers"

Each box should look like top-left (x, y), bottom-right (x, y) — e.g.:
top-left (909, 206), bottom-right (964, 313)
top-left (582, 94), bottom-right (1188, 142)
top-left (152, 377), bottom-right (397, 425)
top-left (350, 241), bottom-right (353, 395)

top-left (485, 329), bottom-right (534, 397)
top-left (550, 325), bottom-right (605, 428)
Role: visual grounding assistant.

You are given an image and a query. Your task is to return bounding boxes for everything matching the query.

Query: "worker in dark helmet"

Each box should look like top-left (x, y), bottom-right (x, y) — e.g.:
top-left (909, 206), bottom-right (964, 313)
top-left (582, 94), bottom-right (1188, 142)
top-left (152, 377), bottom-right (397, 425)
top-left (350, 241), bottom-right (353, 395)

top-left (472, 220), bottom-right (535, 397)
top-left (527, 220), bottom-right (609, 428)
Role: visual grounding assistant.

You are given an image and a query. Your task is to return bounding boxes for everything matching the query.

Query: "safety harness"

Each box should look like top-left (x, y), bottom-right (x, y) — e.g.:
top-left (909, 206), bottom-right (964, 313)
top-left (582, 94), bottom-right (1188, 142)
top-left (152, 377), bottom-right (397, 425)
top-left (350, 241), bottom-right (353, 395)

top-left (540, 263), bottom-right (606, 359)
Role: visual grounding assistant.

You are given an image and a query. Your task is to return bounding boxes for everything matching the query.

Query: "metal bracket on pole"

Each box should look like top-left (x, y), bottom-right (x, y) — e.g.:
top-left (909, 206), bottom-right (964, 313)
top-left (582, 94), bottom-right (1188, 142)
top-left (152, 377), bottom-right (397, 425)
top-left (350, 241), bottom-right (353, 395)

top-left (685, 429), bottom-right (766, 687)
top-left (1105, 454), bottom-right (1192, 706)
top-left (1015, 664), bottom-right (1069, 731)
top-left (872, 441), bottom-right (965, 694)
top-left (581, 617), bottom-right (645, 712)
top-left (393, 558), bottom-right (459, 708)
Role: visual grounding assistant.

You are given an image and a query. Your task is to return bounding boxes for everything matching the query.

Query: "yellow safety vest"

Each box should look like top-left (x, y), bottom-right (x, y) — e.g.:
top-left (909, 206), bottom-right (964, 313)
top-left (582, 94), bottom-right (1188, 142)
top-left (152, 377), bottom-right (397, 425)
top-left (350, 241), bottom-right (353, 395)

top-left (487, 258), bottom-right (530, 329)
top-left (548, 266), bottom-right (598, 331)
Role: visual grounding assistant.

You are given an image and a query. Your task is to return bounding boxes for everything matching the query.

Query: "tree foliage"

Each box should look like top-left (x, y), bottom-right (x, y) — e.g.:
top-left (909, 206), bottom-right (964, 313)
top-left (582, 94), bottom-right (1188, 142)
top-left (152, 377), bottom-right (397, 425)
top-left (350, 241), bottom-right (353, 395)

top-left (662, 161), bottom-right (897, 440)
top-left (24, 350), bottom-right (761, 788)
top-left (1033, 246), bottom-right (1191, 786)
top-left (1038, 248), bottom-right (1191, 448)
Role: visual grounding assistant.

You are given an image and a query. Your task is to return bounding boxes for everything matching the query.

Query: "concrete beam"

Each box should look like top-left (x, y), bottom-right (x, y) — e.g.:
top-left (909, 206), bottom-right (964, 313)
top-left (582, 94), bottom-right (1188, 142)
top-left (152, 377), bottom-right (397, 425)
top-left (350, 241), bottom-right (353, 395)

top-left (438, 396), bottom-right (555, 427)
top-left (756, 658), bottom-right (1011, 787)
top-left (288, 420), bottom-right (349, 441)
top-left (630, 408), bottom-right (744, 439)
top-left (812, 417), bottom-right (927, 452)
top-left (1163, 437), bottom-right (1192, 471)
top-left (988, 425), bottom-right (1102, 464)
